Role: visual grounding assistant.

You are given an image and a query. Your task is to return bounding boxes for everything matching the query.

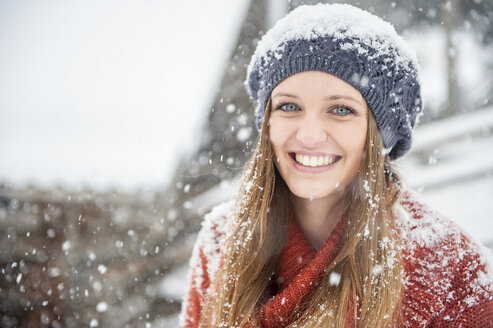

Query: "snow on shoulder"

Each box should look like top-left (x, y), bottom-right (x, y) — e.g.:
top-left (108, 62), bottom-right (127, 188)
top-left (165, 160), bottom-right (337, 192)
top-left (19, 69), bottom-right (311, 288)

top-left (394, 187), bottom-right (493, 321)
top-left (190, 200), bottom-right (234, 281)
top-left (180, 199), bottom-right (234, 327)
top-left (247, 3), bottom-right (418, 82)
top-left (394, 187), bottom-right (480, 252)
top-left (201, 199), bottom-right (234, 242)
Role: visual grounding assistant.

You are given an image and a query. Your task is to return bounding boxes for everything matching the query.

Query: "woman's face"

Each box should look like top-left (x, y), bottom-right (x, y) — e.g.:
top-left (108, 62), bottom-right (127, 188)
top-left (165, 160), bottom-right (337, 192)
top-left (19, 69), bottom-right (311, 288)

top-left (269, 71), bottom-right (368, 201)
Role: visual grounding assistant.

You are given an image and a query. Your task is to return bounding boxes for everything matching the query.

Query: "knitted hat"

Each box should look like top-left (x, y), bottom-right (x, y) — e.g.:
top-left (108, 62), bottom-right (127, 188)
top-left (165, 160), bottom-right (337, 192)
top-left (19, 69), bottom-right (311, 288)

top-left (246, 3), bottom-right (423, 159)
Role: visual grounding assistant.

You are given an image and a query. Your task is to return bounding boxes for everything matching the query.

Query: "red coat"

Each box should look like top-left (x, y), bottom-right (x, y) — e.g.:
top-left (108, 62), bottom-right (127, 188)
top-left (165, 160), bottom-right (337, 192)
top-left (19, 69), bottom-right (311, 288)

top-left (180, 189), bottom-right (493, 327)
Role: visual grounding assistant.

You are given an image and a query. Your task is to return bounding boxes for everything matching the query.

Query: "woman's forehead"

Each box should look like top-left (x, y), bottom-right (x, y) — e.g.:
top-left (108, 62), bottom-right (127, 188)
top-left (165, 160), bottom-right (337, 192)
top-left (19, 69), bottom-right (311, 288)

top-left (272, 71), bottom-right (364, 104)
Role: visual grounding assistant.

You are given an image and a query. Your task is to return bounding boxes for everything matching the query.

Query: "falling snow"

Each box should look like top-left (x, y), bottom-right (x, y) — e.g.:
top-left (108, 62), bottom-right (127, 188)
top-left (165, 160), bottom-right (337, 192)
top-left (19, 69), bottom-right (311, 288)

top-left (1, 0), bottom-right (493, 327)
top-left (328, 272), bottom-right (341, 286)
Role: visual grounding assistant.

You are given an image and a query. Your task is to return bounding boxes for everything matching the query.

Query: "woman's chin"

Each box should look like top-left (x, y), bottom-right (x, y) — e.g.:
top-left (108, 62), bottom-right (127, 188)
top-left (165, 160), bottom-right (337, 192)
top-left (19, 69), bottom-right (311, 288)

top-left (287, 184), bottom-right (346, 201)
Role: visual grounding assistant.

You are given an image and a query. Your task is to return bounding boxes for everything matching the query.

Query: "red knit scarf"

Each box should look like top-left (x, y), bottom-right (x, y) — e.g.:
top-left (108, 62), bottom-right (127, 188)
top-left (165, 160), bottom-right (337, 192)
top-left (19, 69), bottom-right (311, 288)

top-left (258, 215), bottom-right (347, 327)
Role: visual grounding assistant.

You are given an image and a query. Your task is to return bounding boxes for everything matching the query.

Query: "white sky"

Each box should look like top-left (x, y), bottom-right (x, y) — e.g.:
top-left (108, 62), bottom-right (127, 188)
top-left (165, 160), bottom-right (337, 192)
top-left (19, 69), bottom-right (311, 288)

top-left (0, 0), bottom-right (249, 192)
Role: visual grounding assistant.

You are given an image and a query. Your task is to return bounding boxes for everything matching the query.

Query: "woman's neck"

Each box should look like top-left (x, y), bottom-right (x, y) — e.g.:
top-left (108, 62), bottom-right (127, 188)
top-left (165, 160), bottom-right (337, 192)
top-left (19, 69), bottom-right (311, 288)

top-left (291, 192), bottom-right (346, 251)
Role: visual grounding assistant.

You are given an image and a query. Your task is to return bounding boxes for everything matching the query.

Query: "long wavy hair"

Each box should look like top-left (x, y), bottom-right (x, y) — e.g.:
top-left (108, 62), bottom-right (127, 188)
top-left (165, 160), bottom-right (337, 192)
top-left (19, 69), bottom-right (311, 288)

top-left (200, 98), bottom-right (404, 327)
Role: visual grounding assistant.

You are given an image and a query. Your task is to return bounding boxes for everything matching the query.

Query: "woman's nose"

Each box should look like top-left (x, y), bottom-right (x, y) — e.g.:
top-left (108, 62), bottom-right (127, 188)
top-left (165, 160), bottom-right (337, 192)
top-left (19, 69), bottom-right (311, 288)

top-left (296, 115), bottom-right (328, 147)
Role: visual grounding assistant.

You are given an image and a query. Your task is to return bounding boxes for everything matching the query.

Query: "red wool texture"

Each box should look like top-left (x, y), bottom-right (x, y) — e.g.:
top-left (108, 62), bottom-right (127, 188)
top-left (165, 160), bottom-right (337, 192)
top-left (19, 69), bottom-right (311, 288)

top-left (258, 215), bottom-right (352, 327)
top-left (180, 190), bottom-right (493, 327)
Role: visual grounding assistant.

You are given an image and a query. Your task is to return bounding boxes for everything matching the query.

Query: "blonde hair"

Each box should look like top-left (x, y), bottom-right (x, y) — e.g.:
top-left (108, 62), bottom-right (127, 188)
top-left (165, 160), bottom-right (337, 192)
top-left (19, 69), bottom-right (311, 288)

top-left (200, 99), bottom-right (404, 327)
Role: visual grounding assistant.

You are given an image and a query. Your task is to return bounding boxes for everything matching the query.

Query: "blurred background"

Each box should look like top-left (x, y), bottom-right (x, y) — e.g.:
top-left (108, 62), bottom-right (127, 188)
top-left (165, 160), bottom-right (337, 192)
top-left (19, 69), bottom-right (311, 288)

top-left (1, 0), bottom-right (492, 327)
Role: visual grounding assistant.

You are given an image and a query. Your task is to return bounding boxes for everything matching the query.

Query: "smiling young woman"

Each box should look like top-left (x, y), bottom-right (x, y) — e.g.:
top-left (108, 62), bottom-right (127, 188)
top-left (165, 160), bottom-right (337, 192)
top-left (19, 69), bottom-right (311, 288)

top-left (180, 4), bottom-right (493, 328)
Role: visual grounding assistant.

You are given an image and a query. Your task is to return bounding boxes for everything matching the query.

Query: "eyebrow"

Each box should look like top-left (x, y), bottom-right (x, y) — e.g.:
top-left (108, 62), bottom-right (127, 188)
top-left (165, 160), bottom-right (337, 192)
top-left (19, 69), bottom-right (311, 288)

top-left (271, 92), bottom-right (363, 106)
top-left (326, 95), bottom-right (363, 106)
top-left (271, 92), bottom-right (299, 99)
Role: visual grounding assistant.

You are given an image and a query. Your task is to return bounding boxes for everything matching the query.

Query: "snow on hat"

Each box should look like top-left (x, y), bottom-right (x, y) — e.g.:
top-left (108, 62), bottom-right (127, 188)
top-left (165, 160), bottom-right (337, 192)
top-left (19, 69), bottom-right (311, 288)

top-left (246, 3), bottom-right (423, 159)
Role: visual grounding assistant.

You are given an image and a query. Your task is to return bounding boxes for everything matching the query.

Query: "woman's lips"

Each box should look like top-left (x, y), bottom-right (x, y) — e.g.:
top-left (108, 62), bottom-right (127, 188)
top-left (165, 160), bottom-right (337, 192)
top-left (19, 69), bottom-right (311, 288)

top-left (288, 152), bottom-right (342, 173)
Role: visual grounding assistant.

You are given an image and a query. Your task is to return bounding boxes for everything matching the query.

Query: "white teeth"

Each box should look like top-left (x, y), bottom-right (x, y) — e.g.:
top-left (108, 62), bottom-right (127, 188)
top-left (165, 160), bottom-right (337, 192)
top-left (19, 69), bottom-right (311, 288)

top-left (294, 153), bottom-right (338, 167)
top-left (309, 156), bottom-right (317, 166)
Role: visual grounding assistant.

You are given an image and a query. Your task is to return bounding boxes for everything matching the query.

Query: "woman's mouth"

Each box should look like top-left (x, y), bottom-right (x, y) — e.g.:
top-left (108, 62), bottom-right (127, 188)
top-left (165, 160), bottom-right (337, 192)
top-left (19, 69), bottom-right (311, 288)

top-left (289, 152), bottom-right (342, 167)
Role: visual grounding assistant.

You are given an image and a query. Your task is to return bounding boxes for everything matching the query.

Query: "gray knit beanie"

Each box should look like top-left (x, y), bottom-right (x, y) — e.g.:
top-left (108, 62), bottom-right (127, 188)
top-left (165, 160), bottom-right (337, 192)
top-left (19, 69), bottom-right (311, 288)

top-left (246, 3), bottom-right (423, 159)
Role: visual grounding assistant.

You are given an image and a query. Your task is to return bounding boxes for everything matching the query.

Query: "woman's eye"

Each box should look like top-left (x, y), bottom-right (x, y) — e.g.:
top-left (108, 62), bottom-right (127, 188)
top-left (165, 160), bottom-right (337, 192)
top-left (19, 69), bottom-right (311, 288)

top-left (332, 106), bottom-right (353, 116)
top-left (277, 103), bottom-right (299, 112)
